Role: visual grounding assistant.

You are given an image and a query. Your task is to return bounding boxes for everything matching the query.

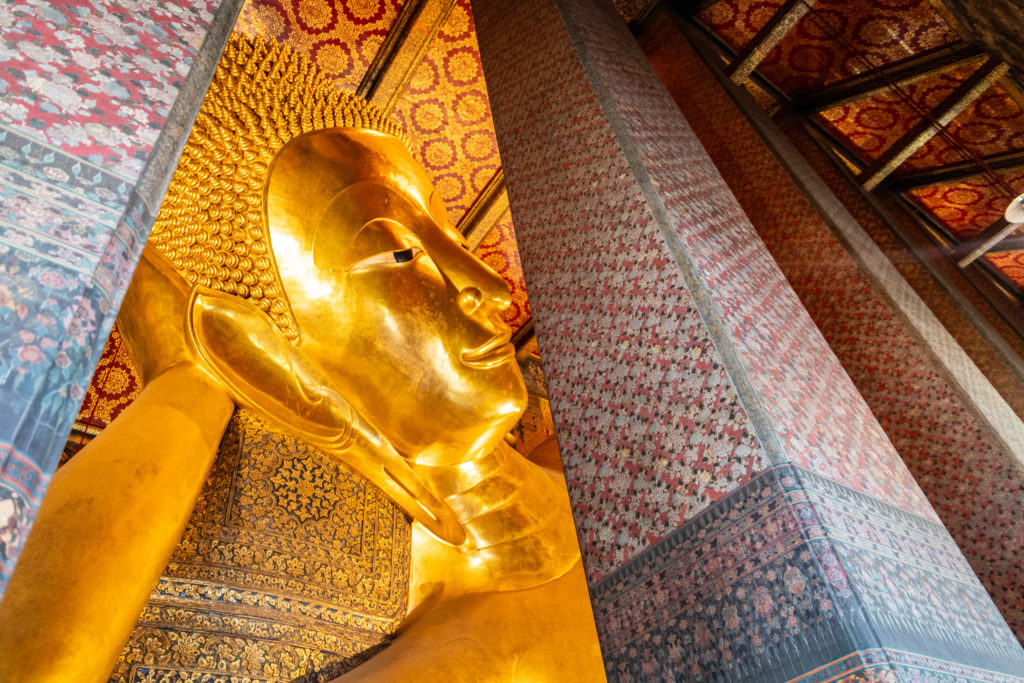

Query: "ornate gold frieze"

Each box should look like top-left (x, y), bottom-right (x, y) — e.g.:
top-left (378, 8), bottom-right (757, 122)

top-left (111, 410), bottom-right (410, 682)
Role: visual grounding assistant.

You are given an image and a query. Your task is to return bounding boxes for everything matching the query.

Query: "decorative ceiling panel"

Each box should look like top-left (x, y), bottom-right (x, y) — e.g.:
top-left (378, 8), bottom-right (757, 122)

top-left (909, 168), bottom-right (1024, 238)
top-left (755, 0), bottom-right (960, 98)
top-left (697, 0), bottom-right (787, 53)
top-left (235, 0), bottom-right (405, 92)
top-left (898, 83), bottom-right (1024, 172)
top-left (612, 0), bottom-right (655, 23)
top-left (985, 250), bottom-right (1024, 290)
top-left (815, 62), bottom-right (977, 162)
top-left (389, 0), bottom-right (501, 224)
top-left (699, 0), bottom-right (1024, 308)
top-left (473, 208), bottom-right (532, 330)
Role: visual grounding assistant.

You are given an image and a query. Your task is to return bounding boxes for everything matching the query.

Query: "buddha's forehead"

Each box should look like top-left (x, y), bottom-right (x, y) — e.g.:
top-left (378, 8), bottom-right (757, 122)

top-left (266, 128), bottom-right (441, 238)
top-left (263, 128), bottom-right (447, 327)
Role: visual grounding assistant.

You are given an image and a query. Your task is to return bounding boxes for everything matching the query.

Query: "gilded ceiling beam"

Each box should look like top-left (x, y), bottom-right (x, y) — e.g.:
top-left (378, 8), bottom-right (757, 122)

top-left (461, 169), bottom-right (510, 251)
top-left (953, 217), bottom-right (1021, 267)
top-left (726, 0), bottom-right (817, 84)
top-left (884, 152), bottom-right (1024, 193)
top-left (356, 0), bottom-right (458, 116)
top-left (859, 58), bottom-right (1009, 191)
top-left (794, 43), bottom-right (986, 114)
top-left (983, 234), bottom-right (1024, 253)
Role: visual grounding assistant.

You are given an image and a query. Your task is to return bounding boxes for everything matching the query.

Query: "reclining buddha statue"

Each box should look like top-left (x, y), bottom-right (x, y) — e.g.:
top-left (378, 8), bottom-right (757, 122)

top-left (0, 36), bottom-right (604, 681)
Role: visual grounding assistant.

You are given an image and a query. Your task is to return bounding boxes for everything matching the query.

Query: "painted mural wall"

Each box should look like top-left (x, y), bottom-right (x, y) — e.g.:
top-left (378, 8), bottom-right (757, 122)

top-left (0, 0), bottom-right (242, 592)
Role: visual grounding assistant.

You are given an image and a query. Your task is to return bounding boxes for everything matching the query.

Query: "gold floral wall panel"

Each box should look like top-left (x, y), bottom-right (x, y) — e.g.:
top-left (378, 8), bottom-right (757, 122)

top-left (234, 0), bottom-right (405, 92)
top-left (389, 0), bottom-right (503, 223)
top-left (113, 410), bottom-right (410, 682)
top-left (473, 208), bottom-right (531, 329)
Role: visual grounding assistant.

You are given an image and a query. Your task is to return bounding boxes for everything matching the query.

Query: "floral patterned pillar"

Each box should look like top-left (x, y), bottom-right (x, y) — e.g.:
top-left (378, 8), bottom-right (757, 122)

top-left (0, 0), bottom-right (244, 594)
top-left (472, 0), bottom-right (1024, 679)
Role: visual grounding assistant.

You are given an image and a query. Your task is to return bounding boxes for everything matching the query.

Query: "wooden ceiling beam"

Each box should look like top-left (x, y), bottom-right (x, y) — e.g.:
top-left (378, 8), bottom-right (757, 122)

top-left (955, 217), bottom-right (1024, 267)
top-left (726, 0), bottom-right (818, 84)
top-left (859, 57), bottom-right (1009, 190)
top-left (885, 151), bottom-right (1024, 193)
top-left (793, 42), bottom-right (986, 114)
top-left (356, 0), bottom-right (457, 116)
top-left (985, 234), bottom-right (1024, 253)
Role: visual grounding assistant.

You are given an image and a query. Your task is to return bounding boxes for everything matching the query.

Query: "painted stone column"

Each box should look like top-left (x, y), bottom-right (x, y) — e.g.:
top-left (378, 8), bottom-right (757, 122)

top-left (0, 0), bottom-right (244, 594)
top-left (472, 0), bottom-right (1024, 679)
top-left (637, 11), bottom-right (1024, 642)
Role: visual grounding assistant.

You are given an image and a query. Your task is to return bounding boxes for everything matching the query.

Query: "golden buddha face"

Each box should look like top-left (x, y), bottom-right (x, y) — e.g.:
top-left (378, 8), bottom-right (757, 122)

top-left (265, 129), bottom-right (527, 466)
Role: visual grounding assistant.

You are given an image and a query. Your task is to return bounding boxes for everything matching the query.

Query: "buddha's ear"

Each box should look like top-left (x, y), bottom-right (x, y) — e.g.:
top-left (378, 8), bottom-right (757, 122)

top-left (186, 287), bottom-right (469, 545)
top-left (186, 287), bottom-right (356, 445)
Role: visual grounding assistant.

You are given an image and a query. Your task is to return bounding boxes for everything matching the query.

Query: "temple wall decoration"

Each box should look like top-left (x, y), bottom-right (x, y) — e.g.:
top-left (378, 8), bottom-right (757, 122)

top-left (639, 14), bottom-right (1024, 641)
top-left (0, 0), bottom-right (245, 592)
top-left (113, 410), bottom-right (410, 682)
top-left (471, 0), bottom-right (1024, 678)
top-left (233, 0), bottom-right (405, 94)
top-left (3, 0), bottom-right (1024, 678)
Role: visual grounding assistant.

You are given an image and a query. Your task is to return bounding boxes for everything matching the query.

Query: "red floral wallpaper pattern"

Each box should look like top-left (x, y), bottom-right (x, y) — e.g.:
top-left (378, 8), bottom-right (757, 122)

top-left (910, 168), bottom-right (1024, 238)
top-left (698, 0), bottom-right (787, 53)
top-left (390, 0), bottom-right (502, 224)
top-left (758, 0), bottom-right (959, 97)
top-left (699, 0), bottom-right (959, 98)
top-left (234, 0), bottom-right (405, 92)
top-left (0, 0), bottom-right (219, 179)
top-left (472, 208), bottom-right (532, 329)
top-left (815, 62), bottom-right (978, 162)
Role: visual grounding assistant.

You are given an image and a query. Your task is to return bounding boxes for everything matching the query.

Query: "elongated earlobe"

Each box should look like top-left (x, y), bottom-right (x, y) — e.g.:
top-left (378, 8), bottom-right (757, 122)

top-left (187, 288), bottom-right (466, 546)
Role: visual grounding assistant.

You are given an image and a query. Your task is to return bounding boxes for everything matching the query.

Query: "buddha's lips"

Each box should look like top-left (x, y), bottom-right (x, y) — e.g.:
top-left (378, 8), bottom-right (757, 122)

top-left (462, 332), bottom-right (514, 368)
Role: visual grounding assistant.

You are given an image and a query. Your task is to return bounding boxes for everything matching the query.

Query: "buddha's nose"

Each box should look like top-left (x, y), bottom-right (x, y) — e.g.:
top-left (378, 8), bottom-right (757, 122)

top-left (458, 287), bottom-right (484, 315)
top-left (443, 240), bottom-right (511, 317)
top-left (457, 265), bottom-right (511, 317)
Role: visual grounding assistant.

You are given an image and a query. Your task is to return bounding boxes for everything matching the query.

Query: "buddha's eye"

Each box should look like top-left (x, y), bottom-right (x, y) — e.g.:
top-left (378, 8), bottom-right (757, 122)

top-left (350, 246), bottom-right (424, 270)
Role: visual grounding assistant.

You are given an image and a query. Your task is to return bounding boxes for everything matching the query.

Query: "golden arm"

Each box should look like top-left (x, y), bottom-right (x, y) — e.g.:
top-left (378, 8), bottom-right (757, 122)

top-left (0, 363), bottom-right (234, 681)
top-left (0, 250), bottom-right (236, 681)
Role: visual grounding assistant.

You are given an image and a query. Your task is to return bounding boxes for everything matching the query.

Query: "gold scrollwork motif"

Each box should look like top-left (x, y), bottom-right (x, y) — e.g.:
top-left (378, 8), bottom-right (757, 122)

top-left (111, 410), bottom-right (409, 682)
